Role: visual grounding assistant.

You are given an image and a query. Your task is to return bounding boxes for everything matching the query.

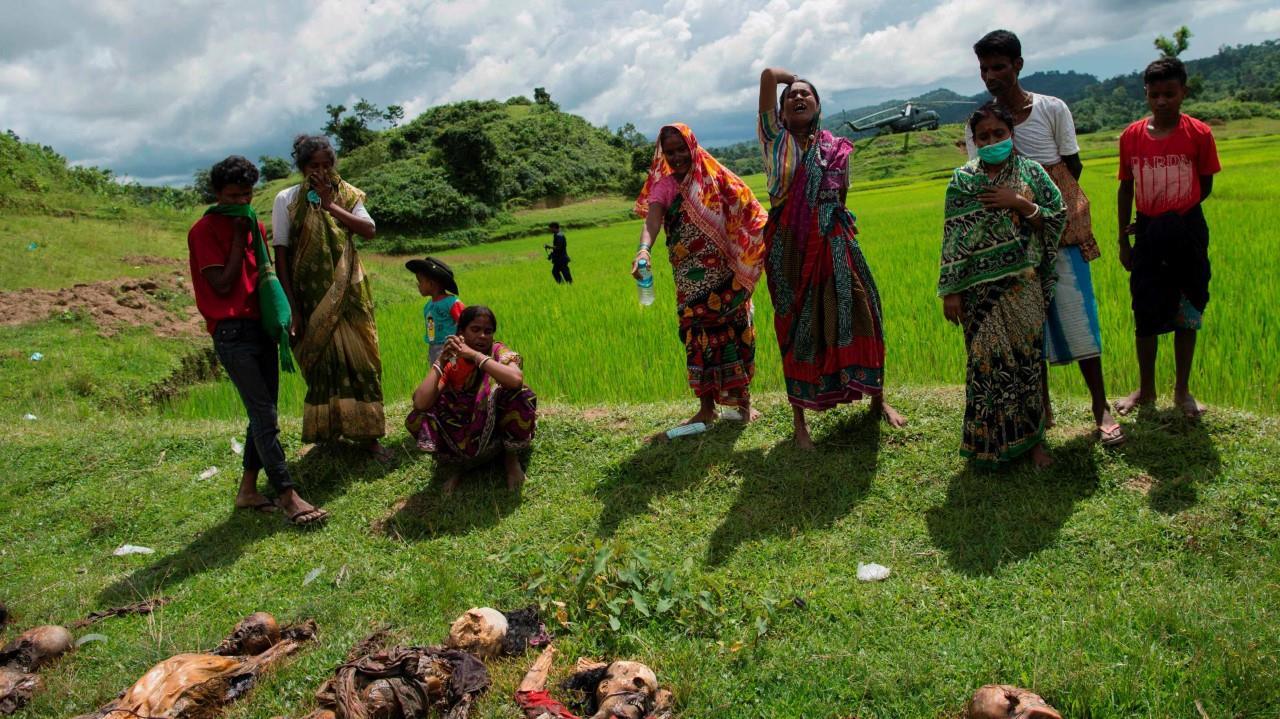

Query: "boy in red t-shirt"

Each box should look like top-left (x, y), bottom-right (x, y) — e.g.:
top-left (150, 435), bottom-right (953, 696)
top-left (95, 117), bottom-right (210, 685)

top-left (1115, 57), bottom-right (1221, 419)
top-left (188, 156), bottom-right (327, 526)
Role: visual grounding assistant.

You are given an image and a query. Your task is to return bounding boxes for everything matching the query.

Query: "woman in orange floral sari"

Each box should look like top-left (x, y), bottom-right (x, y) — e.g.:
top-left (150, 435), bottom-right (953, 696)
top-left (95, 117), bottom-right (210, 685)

top-left (633, 124), bottom-right (768, 425)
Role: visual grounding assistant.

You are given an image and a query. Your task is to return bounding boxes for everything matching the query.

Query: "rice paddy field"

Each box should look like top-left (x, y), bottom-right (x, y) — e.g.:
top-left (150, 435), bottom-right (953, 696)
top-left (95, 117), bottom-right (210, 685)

top-left (168, 131), bottom-right (1280, 420)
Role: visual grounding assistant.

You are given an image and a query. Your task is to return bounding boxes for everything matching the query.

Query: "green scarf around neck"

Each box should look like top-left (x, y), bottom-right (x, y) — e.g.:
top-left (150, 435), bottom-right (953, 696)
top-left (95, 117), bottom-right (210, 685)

top-left (203, 203), bottom-right (296, 372)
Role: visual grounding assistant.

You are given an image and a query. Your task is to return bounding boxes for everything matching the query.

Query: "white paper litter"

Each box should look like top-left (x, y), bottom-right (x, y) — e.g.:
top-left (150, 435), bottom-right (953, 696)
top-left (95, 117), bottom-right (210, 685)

top-left (303, 567), bottom-right (324, 586)
top-left (76, 634), bottom-right (108, 646)
top-left (856, 562), bottom-right (891, 582)
top-left (113, 545), bottom-right (154, 556)
top-left (198, 466), bottom-right (219, 480)
top-left (22, 413), bottom-right (37, 421)
top-left (29, 352), bottom-right (43, 362)
top-left (230, 438), bottom-right (244, 456)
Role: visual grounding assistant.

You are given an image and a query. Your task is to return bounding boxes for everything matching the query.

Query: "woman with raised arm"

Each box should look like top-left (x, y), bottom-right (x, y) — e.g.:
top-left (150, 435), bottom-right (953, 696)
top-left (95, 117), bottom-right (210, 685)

top-left (757, 68), bottom-right (906, 449)
top-left (632, 123), bottom-right (768, 425)
top-left (271, 134), bottom-right (391, 461)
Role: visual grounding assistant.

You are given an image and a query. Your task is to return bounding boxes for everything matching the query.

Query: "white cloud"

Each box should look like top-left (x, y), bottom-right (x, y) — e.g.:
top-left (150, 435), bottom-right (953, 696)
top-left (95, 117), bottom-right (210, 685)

top-left (0, 0), bottom-right (1272, 182)
top-left (1248, 8), bottom-right (1280, 32)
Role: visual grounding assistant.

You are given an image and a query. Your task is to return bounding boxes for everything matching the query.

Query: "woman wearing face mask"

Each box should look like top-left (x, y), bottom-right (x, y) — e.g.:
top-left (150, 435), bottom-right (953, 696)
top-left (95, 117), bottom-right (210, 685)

top-left (939, 103), bottom-right (1065, 468)
top-left (757, 69), bottom-right (906, 450)
top-left (407, 305), bottom-right (537, 492)
top-left (631, 124), bottom-right (768, 426)
top-left (272, 134), bottom-right (391, 460)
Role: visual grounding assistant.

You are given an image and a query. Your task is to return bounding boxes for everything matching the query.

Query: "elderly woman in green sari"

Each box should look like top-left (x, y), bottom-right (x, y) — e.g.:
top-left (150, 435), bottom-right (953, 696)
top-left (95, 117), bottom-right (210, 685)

top-left (939, 104), bottom-right (1065, 468)
top-left (271, 134), bottom-right (390, 459)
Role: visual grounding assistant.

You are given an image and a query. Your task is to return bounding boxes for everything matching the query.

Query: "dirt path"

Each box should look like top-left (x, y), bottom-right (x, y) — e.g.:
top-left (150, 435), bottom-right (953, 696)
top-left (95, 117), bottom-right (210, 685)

top-left (0, 258), bottom-right (201, 337)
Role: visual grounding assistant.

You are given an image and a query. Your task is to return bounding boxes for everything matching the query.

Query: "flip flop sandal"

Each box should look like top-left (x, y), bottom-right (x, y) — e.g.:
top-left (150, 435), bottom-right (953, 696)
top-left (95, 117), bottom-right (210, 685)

top-left (286, 508), bottom-right (329, 527)
top-left (236, 500), bottom-right (278, 514)
top-left (1097, 424), bottom-right (1126, 447)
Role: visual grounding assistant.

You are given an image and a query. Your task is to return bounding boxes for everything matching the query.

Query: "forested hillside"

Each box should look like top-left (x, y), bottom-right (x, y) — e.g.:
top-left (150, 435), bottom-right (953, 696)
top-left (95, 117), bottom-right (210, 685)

top-left (0, 130), bottom-right (196, 212)
top-left (325, 93), bottom-right (648, 241)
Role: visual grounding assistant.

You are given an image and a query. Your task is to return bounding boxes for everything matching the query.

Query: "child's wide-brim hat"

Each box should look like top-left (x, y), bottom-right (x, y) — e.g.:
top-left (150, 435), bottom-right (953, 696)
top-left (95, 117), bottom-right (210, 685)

top-left (405, 256), bottom-right (458, 294)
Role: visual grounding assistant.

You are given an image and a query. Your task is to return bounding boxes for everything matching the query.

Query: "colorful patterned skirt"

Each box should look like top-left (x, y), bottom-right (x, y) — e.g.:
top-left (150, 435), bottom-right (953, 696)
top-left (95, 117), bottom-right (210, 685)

top-left (961, 269), bottom-right (1048, 464)
top-left (667, 200), bottom-right (756, 408)
top-left (763, 197), bottom-right (885, 410)
top-left (405, 386), bottom-right (537, 464)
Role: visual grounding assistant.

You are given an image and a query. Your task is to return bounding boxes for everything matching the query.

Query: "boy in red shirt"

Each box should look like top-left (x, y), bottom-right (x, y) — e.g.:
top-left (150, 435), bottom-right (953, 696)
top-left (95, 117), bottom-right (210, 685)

top-left (1115, 57), bottom-right (1221, 419)
top-left (188, 156), bottom-right (327, 526)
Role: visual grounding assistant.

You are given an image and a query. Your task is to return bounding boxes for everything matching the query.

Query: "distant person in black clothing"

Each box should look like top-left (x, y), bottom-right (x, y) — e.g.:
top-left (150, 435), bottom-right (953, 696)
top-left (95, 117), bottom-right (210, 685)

top-left (545, 222), bottom-right (572, 284)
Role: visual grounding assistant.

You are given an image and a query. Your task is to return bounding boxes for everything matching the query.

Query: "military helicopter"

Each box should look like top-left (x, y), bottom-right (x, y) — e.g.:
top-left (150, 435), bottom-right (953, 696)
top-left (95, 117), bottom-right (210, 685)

top-left (843, 100), bottom-right (975, 150)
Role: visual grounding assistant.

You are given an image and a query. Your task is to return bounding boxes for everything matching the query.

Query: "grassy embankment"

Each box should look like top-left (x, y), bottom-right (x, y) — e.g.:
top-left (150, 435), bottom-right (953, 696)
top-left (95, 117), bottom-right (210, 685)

top-left (2, 120), bottom-right (1279, 719)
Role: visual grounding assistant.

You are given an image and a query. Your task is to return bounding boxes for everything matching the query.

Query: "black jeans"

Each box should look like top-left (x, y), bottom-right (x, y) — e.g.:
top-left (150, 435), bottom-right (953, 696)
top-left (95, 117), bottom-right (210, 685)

top-left (212, 319), bottom-right (296, 494)
top-left (552, 262), bottom-right (573, 284)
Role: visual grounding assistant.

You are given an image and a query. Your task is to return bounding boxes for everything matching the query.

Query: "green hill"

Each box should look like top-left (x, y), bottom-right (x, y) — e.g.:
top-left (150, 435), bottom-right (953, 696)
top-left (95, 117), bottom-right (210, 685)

top-left (326, 97), bottom-right (645, 246)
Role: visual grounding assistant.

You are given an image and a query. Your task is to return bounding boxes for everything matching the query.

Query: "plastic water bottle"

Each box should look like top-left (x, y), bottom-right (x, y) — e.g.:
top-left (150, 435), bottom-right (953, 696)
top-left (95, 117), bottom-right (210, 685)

top-left (665, 422), bottom-right (708, 440)
top-left (636, 258), bottom-right (655, 306)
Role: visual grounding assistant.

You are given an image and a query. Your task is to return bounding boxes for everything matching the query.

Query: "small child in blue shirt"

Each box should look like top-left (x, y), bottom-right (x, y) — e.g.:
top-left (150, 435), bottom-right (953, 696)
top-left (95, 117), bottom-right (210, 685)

top-left (405, 256), bottom-right (463, 364)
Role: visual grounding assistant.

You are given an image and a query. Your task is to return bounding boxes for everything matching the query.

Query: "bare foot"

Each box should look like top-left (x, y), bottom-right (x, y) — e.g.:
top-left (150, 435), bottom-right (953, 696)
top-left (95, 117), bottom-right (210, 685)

top-left (504, 452), bottom-right (526, 491)
top-left (687, 407), bottom-right (719, 426)
top-left (873, 397), bottom-right (907, 428)
top-left (234, 491), bottom-right (277, 513)
top-left (721, 406), bottom-right (762, 422)
top-left (1174, 391), bottom-right (1206, 419)
top-left (1114, 389), bottom-right (1155, 416)
top-left (793, 423), bottom-right (815, 451)
top-left (1030, 443), bottom-right (1054, 469)
top-left (367, 439), bottom-right (396, 465)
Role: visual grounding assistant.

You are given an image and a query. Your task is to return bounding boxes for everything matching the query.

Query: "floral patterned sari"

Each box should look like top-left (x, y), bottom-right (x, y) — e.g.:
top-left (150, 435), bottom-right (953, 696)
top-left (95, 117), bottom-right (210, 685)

top-left (405, 342), bottom-right (537, 462)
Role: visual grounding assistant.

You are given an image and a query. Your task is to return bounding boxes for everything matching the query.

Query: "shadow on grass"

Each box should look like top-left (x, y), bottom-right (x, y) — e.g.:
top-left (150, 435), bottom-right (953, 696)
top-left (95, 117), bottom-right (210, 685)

top-left (593, 406), bottom-right (882, 565)
top-left (705, 409), bottom-right (881, 565)
top-left (1120, 406), bottom-right (1222, 514)
top-left (378, 454), bottom-right (523, 540)
top-left (96, 442), bottom-right (390, 604)
top-left (594, 420), bottom-right (747, 539)
top-left (925, 433), bottom-right (1100, 576)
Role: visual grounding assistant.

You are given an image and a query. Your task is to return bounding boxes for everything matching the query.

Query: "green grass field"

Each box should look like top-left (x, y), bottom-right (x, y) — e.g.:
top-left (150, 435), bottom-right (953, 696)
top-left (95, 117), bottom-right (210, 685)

top-left (167, 130), bottom-right (1280, 420)
top-left (3, 120), bottom-right (1280, 719)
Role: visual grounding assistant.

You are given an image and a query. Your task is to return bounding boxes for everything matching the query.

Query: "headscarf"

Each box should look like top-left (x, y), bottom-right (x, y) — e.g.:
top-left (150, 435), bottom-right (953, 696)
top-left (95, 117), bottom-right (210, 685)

top-left (634, 123), bottom-right (768, 290)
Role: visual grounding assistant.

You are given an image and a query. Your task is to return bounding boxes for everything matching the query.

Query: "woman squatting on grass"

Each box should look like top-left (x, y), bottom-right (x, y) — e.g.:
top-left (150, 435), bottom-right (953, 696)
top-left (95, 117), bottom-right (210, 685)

top-left (631, 123), bottom-right (769, 426)
top-left (407, 305), bottom-right (538, 493)
top-left (939, 104), bottom-right (1065, 469)
top-left (187, 156), bottom-right (327, 526)
top-left (757, 68), bottom-right (907, 449)
top-left (271, 134), bottom-right (393, 462)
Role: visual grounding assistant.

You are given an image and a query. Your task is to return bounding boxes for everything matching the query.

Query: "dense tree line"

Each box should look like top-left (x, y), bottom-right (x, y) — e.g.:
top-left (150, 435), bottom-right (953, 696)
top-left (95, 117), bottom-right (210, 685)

top-left (333, 91), bottom-right (649, 235)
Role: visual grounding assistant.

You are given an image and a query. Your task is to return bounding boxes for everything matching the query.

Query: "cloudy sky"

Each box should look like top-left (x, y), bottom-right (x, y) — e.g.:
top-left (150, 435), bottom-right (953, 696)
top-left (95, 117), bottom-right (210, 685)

top-left (2, 0), bottom-right (1277, 185)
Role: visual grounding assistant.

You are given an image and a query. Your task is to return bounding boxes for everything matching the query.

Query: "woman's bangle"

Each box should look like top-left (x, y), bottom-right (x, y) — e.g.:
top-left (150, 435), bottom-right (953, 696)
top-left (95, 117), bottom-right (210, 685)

top-left (637, 244), bottom-right (651, 254)
top-left (1023, 203), bottom-right (1041, 219)
top-left (477, 356), bottom-right (491, 372)
top-left (431, 362), bottom-right (443, 375)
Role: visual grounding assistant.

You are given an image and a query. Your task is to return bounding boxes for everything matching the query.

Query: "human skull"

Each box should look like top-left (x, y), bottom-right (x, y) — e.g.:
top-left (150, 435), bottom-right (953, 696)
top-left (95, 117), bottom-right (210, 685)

top-left (0, 625), bottom-right (74, 672)
top-left (213, 613), bottom-right (280, 656)
top-left (445, 608), bottom-right (507, 659)
top-left (592, 661), bottom-right (657, 719)
top-left (966, 684), bottom-right (1062, 719)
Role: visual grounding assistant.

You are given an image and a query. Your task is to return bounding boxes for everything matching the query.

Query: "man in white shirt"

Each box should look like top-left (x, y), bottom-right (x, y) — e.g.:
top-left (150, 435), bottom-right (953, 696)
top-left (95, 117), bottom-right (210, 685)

top-left (967, 29), bottom-right (1124, 447)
